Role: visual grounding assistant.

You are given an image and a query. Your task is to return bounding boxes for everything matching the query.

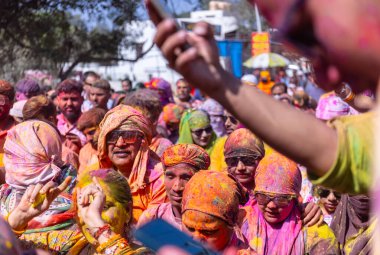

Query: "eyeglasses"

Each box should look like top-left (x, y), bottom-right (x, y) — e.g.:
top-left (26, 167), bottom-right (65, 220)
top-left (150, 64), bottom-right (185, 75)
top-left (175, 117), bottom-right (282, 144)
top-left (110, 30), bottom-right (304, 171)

top-left (106, 130), bottom-right (144, 145)
top-left (317, 188), bottom-right (341, 199)
top-left (225, 156), bottom-right (259, 167)
top-left (191, 126), bottom-right (213, 137)
top-left (223, 115), bottom-right (238, 125)
top-left (255, 192), bottom-right (295, 208)
top-left (278, 0), bottom-right (322, 59)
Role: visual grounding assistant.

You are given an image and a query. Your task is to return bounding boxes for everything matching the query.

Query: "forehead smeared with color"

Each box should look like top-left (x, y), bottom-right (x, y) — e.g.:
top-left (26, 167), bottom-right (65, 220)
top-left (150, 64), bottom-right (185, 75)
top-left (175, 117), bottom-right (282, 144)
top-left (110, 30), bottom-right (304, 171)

top-left (189, 110), bottom-right (210, 130)
top-left (76, 169), bottom-right (132, 206)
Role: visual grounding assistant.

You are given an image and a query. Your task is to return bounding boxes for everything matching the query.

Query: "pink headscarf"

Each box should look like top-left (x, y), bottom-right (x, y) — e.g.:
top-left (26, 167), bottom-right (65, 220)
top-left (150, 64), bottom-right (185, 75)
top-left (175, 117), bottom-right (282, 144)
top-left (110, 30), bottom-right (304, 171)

top-left (315, 93), bottom-right (350, 120)
top-left (243, 152), bottom-right (304, 254)
top-left (4, 120), bottom-right (63, 190)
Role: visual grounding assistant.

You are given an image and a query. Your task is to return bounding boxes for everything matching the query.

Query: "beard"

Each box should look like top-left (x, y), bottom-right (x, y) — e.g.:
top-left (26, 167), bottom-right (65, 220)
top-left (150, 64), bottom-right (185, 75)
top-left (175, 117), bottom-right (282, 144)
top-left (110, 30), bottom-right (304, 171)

top-left (63, 110), bottom-right (80, 123)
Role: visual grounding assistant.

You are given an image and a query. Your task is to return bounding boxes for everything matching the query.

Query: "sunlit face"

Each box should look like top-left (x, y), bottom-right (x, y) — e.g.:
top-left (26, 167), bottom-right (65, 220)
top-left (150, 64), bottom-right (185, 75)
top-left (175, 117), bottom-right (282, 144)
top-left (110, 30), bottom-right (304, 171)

top-left (182, 210), bottom-right (233, 251)
top-left (191, 125), bottom-right (213, 148)
top-left (164, 163), bottom-right (197, 208)
top-left (226, 156), bottom-right (260, 188)
top-left (83, 126), bottom-right (97, 144)
top-left (57, 92), bottom-right (83, 122)
top-left (176, 80), bottom-right (191, 101)
top-left (257, 193), bottom-right (295, 224)
top-left (107, 130), bottom-right (143, 176)
top-left (317, 188), bottom-right (341, 215)
top-left (224, 111), bottom-right (240, 135)
top-left (78, 183), bottom-right (131, 245)
top-left (84, 75), bottom-right (98, 94)
top-left (89, 87), bottom-right (110, 110)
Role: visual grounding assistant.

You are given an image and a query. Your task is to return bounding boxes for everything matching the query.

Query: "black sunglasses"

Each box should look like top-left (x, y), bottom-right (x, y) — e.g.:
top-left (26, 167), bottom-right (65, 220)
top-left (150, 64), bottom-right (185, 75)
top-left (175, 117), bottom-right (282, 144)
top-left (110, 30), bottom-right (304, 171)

top-left (191, 126), bottom-right (213, 137)
top-left (317, 188), bottom-right (341, 199)
top-left (225, 156), bottom-right (259, 167)
top-left (223, 115), bottom-right (238, 125)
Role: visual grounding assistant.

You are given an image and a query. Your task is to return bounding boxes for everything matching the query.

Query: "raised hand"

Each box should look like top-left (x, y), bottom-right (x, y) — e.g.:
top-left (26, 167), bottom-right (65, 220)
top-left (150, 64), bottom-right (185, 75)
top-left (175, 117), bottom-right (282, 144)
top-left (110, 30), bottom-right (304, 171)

top-left (76, 177), bottom-right (106, 229)
top-left (8, 176), bottom-right (72, 231)
top-left (145, 0), bottom-right (229, 96)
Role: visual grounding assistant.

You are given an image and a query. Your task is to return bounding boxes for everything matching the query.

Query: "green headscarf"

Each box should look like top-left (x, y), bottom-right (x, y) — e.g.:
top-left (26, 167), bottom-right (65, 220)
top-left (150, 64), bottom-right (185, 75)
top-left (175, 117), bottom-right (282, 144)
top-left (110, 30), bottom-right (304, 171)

top-left (177, 109), bottom-right (218, 155)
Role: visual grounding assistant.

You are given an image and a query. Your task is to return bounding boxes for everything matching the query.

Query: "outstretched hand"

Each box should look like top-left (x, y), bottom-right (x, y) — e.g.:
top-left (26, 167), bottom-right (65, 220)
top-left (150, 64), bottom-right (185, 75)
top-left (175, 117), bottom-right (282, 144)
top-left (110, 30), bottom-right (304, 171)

top-left (8, 176), bottom-right (72, 231)
top-left (145, 0), bottom-right (228, 96)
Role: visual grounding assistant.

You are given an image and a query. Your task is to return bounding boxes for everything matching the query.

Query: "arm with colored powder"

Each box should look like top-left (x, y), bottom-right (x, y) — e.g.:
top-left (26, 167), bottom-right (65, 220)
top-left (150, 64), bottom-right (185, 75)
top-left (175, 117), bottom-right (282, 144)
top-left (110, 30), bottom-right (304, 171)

top-left (146, 2), bottom-right (337, 179)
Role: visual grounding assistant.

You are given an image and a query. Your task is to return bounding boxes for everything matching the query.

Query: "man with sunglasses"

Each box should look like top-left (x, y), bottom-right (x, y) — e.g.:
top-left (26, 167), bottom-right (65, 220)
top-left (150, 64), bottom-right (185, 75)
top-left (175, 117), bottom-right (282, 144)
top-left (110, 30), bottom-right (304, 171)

top-left (146, 0), bottom-right (378, 195)
top-left (314, 186), bottom-right (341, 226)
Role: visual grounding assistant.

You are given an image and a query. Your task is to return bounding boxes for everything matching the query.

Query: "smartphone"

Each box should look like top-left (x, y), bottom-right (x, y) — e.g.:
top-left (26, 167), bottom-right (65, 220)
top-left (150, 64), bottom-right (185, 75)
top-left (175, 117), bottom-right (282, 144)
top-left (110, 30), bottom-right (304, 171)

top-left (148, 0), bottom-right (190, 50)
top-left (149, 0), bottom-right (178, 25)
top-left (134, 219), bottom-right (219, 255)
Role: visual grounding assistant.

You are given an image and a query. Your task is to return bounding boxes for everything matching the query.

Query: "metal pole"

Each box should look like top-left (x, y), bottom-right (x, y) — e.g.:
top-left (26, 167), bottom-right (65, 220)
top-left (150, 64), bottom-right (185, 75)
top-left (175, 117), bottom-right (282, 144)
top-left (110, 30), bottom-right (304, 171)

top-left (255, 4), bottom-right (262, 32)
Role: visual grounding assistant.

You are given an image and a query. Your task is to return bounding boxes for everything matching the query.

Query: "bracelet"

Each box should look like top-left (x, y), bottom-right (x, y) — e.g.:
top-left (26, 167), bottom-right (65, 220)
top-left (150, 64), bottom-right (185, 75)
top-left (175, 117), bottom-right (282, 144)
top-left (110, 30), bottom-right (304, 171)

top-left (94, 224), bottom-right (111, 239)
top-left (343, 91), bottom-right (355, 103)
top-left (96, 234), bottom-right (125, 253)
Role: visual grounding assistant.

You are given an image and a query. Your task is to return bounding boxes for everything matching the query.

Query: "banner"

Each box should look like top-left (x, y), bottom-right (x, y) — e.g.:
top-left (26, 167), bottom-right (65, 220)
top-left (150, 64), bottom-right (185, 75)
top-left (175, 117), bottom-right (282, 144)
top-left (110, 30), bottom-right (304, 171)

top-left (251, 32), bottom-right (270, 56)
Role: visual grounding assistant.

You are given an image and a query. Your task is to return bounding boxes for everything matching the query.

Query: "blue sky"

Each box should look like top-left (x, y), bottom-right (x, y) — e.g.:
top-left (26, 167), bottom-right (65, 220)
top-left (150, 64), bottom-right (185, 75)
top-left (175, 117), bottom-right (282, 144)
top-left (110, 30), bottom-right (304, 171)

top-left (136, 0), bottom-right (202, 20)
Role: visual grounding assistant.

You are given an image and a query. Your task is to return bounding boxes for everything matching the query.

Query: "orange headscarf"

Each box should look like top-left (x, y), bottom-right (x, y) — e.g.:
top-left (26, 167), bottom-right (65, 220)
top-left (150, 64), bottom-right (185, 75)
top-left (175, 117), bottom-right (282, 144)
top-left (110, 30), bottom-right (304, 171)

top-left (97, 105), bottom-right (158, 193)
top-left (224, 128), bottom-right (265, 159)
top-left (254, 152), bottom-right (301, 197)
top-left (182, 170), bottom-right (248, 226)
top-left (162, 144), bottom-right (210, 170)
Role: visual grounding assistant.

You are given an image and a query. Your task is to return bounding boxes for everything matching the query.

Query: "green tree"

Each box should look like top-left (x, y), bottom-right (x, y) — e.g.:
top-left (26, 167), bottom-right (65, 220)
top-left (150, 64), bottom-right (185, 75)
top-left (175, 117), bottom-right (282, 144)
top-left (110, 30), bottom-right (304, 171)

top-left (0, 0), bottom-right (141, 81)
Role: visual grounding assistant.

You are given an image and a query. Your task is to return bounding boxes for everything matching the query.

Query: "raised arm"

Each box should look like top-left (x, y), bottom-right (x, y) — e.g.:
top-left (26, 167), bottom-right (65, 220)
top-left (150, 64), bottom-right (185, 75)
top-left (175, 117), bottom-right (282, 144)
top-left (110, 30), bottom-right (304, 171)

top-left (145, 1), bottom-right (337, 176)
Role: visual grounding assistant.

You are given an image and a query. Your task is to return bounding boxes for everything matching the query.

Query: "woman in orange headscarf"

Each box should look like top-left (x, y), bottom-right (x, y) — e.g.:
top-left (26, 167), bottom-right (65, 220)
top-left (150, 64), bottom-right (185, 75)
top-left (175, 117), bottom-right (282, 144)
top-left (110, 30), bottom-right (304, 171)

top-left (181, 170), bottom-right (250, 254)
top-left (224, 128), bottom-right (265, 205)
top-left (88, 105), bottom-right (166, 224)
top-left (241, 152), bottom-right (338, 254)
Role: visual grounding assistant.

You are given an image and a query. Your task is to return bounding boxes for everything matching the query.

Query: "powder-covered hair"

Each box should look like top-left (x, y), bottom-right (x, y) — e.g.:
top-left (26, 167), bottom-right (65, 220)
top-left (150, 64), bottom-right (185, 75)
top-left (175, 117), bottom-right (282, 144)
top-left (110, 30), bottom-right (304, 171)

top-left (23, 95), bottom-right (56, 121)
top-left (123, 88), bottom-right (162, 123)
top-left (77, 107), bottom-right (107, 132)
top-left (56, 79), bottom-right (83, 95)
top-left (0, 80), bottom-right (15, 101)
top-left (76, 169), bottom-right (132, 208)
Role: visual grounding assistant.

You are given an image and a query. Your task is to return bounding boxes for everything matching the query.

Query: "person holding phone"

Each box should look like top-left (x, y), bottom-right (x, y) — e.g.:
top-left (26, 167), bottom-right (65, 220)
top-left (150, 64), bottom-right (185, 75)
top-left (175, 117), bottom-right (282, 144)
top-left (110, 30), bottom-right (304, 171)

top-left (146, 0), bottom-right (377, 196)
top-left (137, 143), bottom-right (210, 230)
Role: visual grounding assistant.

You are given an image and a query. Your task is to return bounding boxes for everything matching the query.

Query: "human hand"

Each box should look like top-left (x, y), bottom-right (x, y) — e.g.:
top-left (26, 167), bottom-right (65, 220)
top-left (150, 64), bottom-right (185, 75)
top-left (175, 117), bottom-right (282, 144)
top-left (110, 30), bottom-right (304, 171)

top-left (8, 176), bottom-right (72, 231)
top-left (77, 177), bottom-right (106, 229)
top-left (301, 202), bottom-right (323, 227)
top-left (146, 0), bottom-right (227, 96)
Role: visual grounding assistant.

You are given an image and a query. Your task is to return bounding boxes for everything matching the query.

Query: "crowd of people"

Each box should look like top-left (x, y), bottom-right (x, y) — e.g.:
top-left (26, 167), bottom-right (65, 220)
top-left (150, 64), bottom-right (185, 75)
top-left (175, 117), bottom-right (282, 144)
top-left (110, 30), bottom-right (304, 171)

top-left (0, 0), bottom-right (378, 254)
